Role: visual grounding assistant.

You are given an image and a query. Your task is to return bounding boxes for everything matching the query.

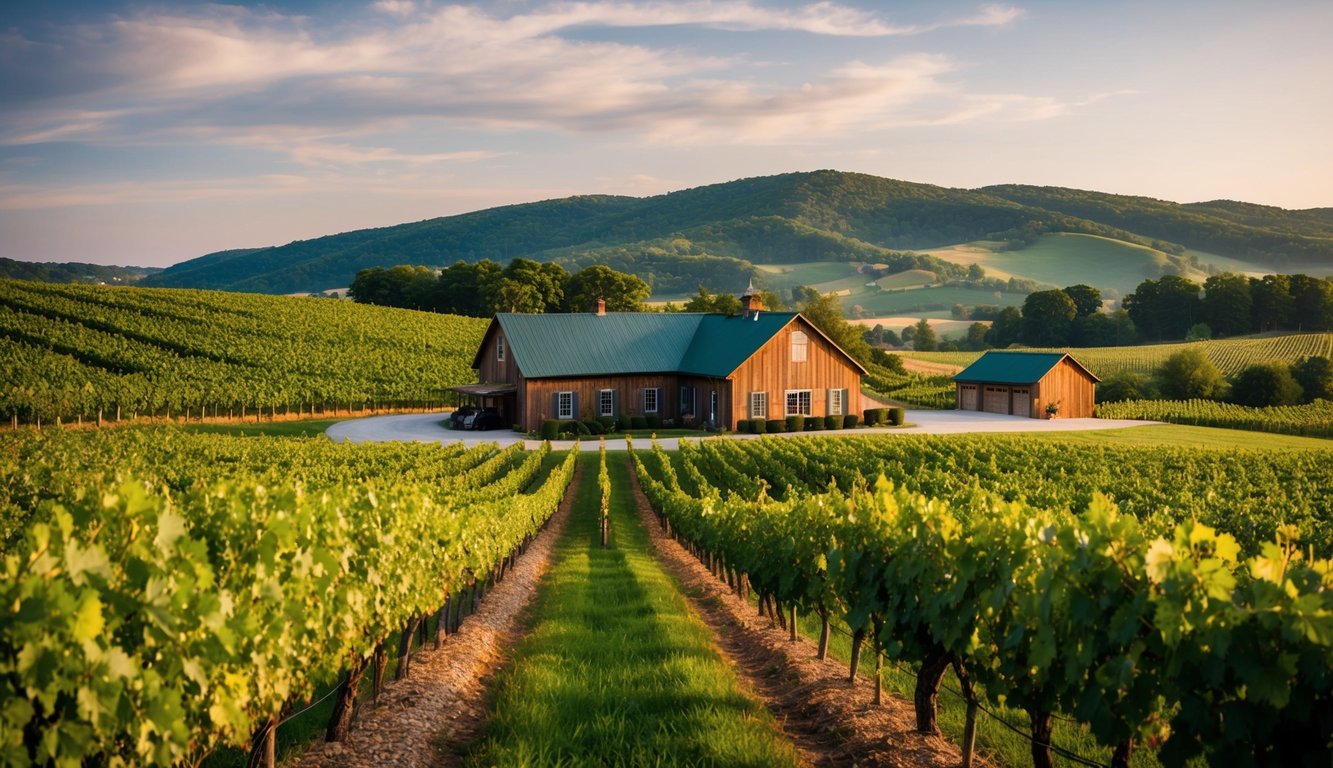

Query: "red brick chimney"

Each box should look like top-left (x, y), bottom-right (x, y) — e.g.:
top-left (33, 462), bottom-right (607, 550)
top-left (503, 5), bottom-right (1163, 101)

top-left (595, 297), bottom-right (607, 316)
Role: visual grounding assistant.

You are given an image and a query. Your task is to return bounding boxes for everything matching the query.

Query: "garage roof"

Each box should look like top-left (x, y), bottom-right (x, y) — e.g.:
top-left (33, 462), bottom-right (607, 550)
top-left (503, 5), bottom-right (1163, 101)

top-left (953, 351), bottom-right (1100, 385)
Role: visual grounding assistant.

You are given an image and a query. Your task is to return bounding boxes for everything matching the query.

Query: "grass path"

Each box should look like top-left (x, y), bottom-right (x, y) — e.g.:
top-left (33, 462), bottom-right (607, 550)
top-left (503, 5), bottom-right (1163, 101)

top-left (464, 453), bottom-right (802, 767)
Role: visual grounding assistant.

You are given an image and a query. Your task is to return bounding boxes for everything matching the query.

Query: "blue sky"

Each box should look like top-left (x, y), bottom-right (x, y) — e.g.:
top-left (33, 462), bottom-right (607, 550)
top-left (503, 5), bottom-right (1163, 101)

top-left (2, 0), bottom-right (1330, 267)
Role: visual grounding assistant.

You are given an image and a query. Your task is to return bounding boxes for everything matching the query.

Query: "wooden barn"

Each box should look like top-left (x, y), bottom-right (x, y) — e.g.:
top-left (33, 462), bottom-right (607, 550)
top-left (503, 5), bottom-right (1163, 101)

top-left (953, 351), bottom-right (1099, 419)
top-left (459, 292), bottom-right (865, 432)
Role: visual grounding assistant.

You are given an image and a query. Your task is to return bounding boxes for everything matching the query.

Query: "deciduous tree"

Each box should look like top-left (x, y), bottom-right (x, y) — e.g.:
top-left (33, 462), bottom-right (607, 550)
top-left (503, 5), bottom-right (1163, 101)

top-left (1201, 272), bottom-right (1253, 337)
top-left (1155, 348), bottom-right (1225, 400)
top-left (1021, 290), bottom-right (1077, 346)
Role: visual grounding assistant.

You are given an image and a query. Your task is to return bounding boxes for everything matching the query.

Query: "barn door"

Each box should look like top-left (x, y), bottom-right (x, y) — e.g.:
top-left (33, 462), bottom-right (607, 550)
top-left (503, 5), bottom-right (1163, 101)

top-left (1011, 388), bottom-right (1031, 417)
top-left (983, 386), bottom-right (1009, 414)
top-left (959, 385), bottom-right (978, 410)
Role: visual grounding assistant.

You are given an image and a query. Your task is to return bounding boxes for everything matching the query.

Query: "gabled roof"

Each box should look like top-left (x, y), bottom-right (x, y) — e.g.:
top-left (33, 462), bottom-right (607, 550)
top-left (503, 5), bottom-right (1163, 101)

top-left (952, 351), bottom-right (1100, 385)
top-left (474, 310), bottom-right (865, 379)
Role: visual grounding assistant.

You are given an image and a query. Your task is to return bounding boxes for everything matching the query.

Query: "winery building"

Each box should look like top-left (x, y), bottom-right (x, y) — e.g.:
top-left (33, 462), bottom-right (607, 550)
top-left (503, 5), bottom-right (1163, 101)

top-left (458, 292), bottom-right (866, 432)
top-left (953, 351), bottom-right (1099, 419)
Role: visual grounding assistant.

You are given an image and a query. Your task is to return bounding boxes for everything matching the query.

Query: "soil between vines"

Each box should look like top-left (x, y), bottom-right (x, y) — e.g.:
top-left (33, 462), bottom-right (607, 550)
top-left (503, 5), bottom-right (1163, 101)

top-left (626, 461), bottom-right (972, 768)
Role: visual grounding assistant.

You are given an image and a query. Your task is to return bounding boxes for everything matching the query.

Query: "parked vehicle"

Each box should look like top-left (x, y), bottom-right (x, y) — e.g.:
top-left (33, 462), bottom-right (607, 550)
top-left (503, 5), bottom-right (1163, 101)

top-left (449, 405), bottom-right (477, 429)
top-left (465, 407), bottom-right (505, 431)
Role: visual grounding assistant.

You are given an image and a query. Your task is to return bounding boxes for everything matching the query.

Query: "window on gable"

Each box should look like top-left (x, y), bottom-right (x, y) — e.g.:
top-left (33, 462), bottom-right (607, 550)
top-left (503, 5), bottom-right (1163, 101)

top-left (496, 335), bottom-right (506, 362)
top-left (599, 389), bottom-right (614, 417)
top-left (643, 387), bottom-right (659, 414)
top-left (791, 330), bottom-right (808, 363)
top-left (556, 391), bottom-right (574, 419)
top-left (785, 390), bottom-right (811, 416)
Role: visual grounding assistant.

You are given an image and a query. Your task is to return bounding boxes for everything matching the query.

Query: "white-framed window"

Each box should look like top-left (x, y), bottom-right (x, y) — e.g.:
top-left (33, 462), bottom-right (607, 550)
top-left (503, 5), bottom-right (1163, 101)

top-left (785, 389), bottom-right (812, 416)
top-left (599, 389), bottom-right (614, 417)
top-left (643, 387), bottom-right (659, 414)
top-left (791, 330), bottom-right (808, 363)
top-left (556, 391), bottom-right (574, 419)
top-left (829, 388), bottom-right (844, 416)
top-left (496, 335), bottom-right (506, 362)
top-left (750, 392), bottom-right (767, 419)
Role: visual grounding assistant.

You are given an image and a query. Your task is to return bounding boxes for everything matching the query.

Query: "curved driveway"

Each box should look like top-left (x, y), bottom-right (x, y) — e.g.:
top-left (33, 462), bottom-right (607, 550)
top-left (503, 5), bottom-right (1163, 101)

top-left (325, 410), bottom-right (1157, 450)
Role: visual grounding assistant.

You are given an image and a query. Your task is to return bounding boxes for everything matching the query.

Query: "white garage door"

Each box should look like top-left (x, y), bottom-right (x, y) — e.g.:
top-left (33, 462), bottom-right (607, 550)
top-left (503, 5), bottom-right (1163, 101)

top-left (983, 386), bottom-right (1009, 414)
top-left (959, 385), bottom-right (978, 410)
top-left (1011, 388), bottom-right (1031, 417)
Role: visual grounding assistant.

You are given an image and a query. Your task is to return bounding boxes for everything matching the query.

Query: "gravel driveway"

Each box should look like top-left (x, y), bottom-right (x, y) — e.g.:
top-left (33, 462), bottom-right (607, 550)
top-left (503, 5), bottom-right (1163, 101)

top-left (325, 410), bottom-right (1157, 449)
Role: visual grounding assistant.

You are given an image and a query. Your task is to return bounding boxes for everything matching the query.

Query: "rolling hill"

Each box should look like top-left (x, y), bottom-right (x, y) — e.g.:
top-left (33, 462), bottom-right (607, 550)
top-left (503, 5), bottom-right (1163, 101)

top-left (0, 257), bottom-right (162, 285)
top-left (138, 170), bottom-right (1333, 300)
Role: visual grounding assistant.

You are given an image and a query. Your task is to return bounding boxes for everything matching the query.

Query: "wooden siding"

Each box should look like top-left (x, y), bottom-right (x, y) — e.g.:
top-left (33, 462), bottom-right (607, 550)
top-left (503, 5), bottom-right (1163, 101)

top-left (727, 317), bottom-right (862, 427)
top-left (521, 374), bottom-right (687, 430)
top-left (477, 329), bottom-right (518, 384)
top-left (1033, 359), bottom-right (1096, 418)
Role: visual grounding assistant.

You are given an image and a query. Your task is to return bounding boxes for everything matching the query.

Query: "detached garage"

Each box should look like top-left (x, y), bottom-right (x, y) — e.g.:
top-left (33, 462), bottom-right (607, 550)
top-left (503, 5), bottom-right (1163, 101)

top-left (953, 351), bottom-right (1099, 419)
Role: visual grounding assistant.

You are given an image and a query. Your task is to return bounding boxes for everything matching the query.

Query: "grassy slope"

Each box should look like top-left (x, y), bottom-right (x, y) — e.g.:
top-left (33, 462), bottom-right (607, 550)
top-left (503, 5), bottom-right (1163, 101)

top-left (465, 454), bottom-right (800, 767)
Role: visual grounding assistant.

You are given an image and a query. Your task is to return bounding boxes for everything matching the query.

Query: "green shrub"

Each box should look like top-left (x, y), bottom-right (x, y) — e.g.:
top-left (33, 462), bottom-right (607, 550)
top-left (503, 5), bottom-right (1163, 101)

top-left (863, 408), bottom-right (882, 426)
top-left (630, 415), bottom-right (647, 430)
top-left (646, 415), bottom-right (663, 429)
top-left (540, 419), bottom-right (560, 440)
top-left (843, 414), bottom-right (859, 429)
top-left (824, 415), bottom-right (840, 430)
top-left (597, 416), bottom-right (618, 433)
top-left (806, 418), bottom-right (822, 431)
top-left (889, 407), bottom-right (906, 426)
top-left (1230, 362), bottom-right (1303, 407)
top-left (560, 420), bottom-right (591, 436)
top-left (786, 415), bottom-right (805, 432)
top-left (583, 419), bottom-right (604, 435)
top-left (766, 419), bottom-right (786, 433)
top-left (751, 418), bottom-right (767, 434)
top-left (734, 419), bottom-right (750, 433)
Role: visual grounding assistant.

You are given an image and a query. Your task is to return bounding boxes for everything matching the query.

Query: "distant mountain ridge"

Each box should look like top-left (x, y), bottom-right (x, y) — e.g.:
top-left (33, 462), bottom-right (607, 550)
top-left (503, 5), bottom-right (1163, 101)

top-left (139, 170), bottom-right (1333, 295)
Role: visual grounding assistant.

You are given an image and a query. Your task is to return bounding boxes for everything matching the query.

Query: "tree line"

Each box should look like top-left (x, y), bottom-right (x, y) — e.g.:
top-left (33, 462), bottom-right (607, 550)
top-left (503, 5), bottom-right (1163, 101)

top-left (882, 272), bottom-right (1333, 353)
top-left (348, 260), bottom-right (652, 316)
top-left (1124, 273), bottom-right (1333, 341)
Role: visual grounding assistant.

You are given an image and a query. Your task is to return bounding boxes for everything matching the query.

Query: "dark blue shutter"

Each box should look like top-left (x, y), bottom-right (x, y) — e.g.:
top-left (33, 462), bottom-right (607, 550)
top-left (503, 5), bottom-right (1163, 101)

top-left (610, 389), bottom-right (618, 417)
top-left (571, 391), bottom-right (579, 420)
top-left (552, 392), bottom-right (560, 419)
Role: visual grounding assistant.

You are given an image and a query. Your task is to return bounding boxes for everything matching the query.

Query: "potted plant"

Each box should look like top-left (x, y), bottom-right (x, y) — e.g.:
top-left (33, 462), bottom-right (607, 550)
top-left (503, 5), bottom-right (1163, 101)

top-left (1045, 401), bottom-right (1061, 419)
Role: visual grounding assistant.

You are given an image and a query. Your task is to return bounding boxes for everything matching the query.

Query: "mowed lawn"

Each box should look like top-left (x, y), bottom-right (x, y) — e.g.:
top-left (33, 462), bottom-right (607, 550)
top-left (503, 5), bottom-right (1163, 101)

top-left (464, 454), bottom-right (800, 767)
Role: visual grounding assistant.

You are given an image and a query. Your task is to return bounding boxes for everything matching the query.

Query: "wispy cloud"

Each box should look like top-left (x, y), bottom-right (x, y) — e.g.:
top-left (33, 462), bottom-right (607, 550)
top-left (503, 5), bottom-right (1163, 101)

top-left (0, 2), bottom-right (1052, 163)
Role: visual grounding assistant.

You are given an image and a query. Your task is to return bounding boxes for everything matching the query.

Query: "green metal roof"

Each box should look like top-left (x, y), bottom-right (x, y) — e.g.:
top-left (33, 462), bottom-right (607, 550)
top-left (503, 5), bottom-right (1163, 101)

top-left (953, 351), bottom-right (1099, 385)
top-left (485, 311), bottom-right (815, 379)
top-left (678, 313), bottom-right (802, 376)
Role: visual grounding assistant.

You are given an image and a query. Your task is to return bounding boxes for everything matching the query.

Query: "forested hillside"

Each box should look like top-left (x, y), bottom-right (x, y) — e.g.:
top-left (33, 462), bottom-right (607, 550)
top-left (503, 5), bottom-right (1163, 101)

top-left (0, 280), bottom-right (486, 425)
top-left (137, 170), bottom-right (1333, 297)
top-left (0, 257), bottom-right (161, 285)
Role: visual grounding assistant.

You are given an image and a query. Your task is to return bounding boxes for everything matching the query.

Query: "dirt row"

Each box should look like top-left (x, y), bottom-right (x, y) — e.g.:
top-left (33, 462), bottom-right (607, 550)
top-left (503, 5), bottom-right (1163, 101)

top-left (625, 461), bottom-right (967, 768)
top-left (293, 460), bottom-right (581, 768)
top-left (295, 456), bottom-right (964, 767)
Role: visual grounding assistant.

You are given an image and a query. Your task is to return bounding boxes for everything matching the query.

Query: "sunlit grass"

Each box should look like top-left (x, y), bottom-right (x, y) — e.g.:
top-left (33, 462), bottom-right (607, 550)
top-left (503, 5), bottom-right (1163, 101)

top-left (465, 454), bottom-right (800, 767)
